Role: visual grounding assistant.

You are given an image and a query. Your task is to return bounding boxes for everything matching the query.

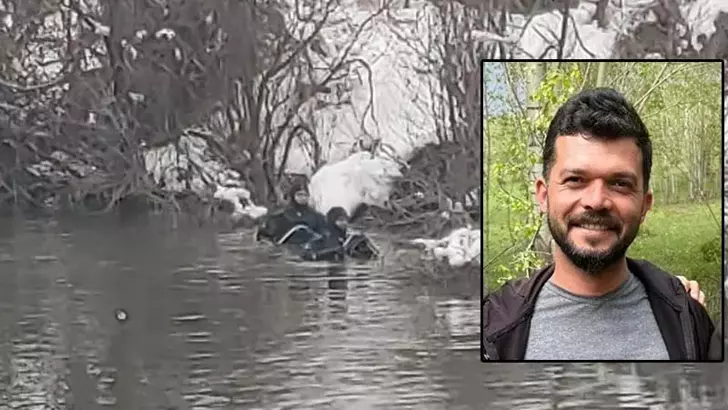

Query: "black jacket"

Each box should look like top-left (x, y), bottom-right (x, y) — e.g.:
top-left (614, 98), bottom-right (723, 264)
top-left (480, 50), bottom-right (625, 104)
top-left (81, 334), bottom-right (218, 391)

top-left (708, 327), bottom-right (723, 360)
top-left (482, 258), bottom-right (716, 361)
top-left (256, 206), bottom-right (327, 245)
top-left (282, 205), bottom-right (327, 234)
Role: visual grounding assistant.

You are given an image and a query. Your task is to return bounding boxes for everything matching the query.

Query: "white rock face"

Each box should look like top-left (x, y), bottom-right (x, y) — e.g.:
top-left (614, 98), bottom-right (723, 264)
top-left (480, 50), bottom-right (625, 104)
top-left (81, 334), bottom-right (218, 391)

top-left (279, 5), bottom-right (441, 175)
top-left (308, 151), bottom-right (402, 216)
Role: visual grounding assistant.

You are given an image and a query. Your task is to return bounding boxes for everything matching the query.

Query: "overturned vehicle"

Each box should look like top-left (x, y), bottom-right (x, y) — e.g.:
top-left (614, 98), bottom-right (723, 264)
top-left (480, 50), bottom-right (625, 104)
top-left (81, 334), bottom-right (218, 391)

top-left (255, 208), bottom-right (380, 263)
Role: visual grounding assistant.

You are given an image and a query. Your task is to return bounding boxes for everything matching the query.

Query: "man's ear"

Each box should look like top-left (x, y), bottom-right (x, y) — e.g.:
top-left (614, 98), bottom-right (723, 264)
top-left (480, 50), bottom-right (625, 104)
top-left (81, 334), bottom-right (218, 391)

top-left (640, 189), bottom-right (653, 223)
top-left (535, 177), bottom-right (548, 213)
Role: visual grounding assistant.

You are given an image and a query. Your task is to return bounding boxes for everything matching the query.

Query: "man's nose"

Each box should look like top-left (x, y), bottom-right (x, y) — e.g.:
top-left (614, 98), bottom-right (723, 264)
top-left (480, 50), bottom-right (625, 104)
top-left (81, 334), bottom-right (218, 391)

top-left (581, 180), bottom-right (612, 210)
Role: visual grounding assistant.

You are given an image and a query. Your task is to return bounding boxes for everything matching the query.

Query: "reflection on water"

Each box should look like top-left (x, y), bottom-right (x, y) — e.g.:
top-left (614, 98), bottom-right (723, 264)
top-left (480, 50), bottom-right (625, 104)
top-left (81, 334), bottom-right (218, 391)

top-left (0, 216), bottom-right (726, 409)
top-left (484, 363), bottom-right (728, 409)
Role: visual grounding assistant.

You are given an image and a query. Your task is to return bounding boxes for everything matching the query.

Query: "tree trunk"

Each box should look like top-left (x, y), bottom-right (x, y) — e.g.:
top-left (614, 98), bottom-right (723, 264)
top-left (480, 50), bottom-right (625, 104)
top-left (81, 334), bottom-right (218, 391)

top-left (525, 62), bottom-right (553, 262)
top-left (595, 61), bottom-right (607, 87)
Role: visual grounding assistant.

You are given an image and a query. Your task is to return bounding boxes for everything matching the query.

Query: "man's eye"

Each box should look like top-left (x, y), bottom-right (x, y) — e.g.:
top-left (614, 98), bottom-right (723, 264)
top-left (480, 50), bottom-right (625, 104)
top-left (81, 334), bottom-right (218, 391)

top-left (612, 180), bottom-right (632, 189)
top-left (565, 177), bottom-right (583, 183)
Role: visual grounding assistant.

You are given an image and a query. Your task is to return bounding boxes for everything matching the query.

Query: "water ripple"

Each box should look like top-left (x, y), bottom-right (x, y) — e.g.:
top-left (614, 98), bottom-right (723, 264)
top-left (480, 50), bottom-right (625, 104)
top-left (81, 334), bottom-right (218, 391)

top-left (0, 219), bottom-right (726, 409)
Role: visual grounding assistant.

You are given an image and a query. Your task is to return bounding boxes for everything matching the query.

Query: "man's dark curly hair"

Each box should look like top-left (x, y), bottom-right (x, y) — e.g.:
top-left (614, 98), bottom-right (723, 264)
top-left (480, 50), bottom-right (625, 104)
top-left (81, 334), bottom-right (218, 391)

top-left (542, 87), bottom-right (652, 191)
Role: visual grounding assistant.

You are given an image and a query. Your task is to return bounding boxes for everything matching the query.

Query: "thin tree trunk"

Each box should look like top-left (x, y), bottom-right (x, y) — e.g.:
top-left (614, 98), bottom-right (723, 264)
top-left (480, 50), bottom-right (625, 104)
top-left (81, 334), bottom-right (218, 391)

top-left (483, 63), bottom-right (492, 291)
top-left (525, 62), bottom-right (552, 262)
top-left (595, 61), bottom-right (607, 87)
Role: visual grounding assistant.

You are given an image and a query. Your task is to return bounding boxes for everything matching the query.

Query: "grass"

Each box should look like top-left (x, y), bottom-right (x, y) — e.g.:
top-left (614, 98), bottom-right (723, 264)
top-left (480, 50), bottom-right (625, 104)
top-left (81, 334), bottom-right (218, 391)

top-left (628, 200), bottom-right (722, 320)
top-left (483, 200), bottom-right (722, 322)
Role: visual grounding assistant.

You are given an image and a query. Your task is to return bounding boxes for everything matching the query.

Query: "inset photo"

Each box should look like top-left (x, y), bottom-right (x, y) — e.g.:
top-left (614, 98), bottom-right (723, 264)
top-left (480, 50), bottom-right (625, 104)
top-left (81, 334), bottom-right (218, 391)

top-left (481, 60), bottom-right (724, 362)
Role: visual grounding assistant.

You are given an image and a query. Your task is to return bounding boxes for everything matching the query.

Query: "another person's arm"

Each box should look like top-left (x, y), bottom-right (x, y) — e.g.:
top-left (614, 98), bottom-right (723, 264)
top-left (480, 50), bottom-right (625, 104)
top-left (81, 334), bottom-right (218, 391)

top-left (677, 275), bottom-right (717, 360)
top-left (676, 275), bottom-right (706, 307)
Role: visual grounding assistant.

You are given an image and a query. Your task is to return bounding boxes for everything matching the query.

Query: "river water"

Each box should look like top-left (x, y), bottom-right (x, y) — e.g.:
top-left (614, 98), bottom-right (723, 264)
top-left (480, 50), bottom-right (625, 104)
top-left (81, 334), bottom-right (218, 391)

top-left (0, 215), bottom-right (726, 409)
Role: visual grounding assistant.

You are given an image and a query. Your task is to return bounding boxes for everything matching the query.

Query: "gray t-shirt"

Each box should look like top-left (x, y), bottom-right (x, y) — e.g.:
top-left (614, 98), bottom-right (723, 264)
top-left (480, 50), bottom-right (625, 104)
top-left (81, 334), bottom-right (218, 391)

top-left (524, 271), bottom-right (670, 360)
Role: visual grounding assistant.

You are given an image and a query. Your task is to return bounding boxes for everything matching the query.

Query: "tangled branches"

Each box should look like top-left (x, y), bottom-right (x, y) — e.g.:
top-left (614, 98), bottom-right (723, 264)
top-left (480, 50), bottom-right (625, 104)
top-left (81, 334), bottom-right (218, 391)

top-left (0, 0), bottom-right (388, 217)
top-left (367, 141), bottom-right (479, 238)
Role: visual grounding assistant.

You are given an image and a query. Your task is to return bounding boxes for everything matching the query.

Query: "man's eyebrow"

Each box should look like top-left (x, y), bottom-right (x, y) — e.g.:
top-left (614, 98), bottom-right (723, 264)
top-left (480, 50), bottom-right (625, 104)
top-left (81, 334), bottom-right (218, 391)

top-left (559, 168), bottom-right (587, 176)
top-left (559, 169), bottom-right (638, 182)
top-left (610, 172), bottom-right (638, 182)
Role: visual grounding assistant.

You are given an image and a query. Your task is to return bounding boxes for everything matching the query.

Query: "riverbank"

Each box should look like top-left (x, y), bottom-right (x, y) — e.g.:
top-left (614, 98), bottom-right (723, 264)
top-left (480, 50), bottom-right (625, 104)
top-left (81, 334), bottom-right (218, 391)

top-left (0, 132), bottom-right (482, 276)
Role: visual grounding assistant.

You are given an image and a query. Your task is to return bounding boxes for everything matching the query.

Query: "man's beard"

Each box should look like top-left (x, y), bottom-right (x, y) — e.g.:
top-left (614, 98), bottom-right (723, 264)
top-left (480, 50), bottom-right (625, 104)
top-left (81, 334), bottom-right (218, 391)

top-left (547, 209), bottom-right (640, 275)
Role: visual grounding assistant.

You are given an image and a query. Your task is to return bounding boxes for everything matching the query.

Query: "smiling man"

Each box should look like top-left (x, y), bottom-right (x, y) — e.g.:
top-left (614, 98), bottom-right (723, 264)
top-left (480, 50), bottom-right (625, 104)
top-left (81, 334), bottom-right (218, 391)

top-left (482, 88), bottom-right (717, 361)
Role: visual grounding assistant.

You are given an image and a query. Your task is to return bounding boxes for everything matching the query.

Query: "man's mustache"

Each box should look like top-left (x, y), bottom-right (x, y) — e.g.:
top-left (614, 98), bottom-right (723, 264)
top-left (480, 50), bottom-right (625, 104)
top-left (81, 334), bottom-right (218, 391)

top-left (568, 212), bottom-right (621, 230)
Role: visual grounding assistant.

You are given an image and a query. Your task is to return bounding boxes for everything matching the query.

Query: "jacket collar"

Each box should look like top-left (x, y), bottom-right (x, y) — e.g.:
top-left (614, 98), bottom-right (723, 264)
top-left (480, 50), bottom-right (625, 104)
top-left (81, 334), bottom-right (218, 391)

top-left (484, 257), bottom-right (683, 340)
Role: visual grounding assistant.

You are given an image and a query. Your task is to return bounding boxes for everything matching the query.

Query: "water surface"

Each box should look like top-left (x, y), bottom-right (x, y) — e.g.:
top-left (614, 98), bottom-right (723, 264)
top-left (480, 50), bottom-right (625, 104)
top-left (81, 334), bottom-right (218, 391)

top-left (0, 216), bottom-right (725, 409)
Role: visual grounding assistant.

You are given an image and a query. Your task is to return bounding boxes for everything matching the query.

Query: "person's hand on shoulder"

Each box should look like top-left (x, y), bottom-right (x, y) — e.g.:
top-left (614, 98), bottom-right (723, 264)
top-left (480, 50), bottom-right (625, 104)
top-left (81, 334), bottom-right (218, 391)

top-left (676, 275), bottom-right (706, 307)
